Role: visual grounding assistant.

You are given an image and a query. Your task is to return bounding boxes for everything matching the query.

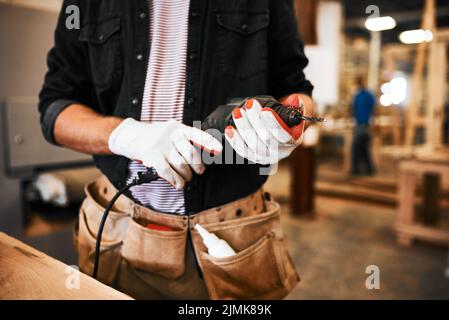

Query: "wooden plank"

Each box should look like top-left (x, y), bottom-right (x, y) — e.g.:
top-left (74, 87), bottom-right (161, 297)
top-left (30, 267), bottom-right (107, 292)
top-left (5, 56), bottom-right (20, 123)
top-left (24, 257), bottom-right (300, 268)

top-left (395, 223), bottom-right (449, 245)
top-left (400, 159), bottom-right (449, 175)
top-left (397, 170), bottom-right (416, 226)
top-left (316, 180), bottom-right (397, 206)
top-left (396, 168), bottom-right (416, 246)
top-left (0, 232), bottom-right (132, 300)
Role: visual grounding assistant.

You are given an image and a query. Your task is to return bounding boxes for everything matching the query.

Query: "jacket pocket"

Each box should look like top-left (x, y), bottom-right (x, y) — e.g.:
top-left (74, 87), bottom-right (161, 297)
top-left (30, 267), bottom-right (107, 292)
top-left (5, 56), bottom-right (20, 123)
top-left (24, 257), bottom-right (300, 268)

top-left (216, 12), bottom-right (269, 79)
top-left (79, 16), bottom-right (123, 88)
top-left (121, 215), bottom-right (188, 280)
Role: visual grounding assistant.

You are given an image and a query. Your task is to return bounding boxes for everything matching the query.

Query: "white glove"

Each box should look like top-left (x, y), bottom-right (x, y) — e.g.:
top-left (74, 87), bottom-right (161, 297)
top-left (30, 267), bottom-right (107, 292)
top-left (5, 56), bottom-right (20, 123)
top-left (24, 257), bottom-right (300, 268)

top-left (108, 118), bottom-right (223, 190)
top-left (224, 95), bottom-right (306, 164)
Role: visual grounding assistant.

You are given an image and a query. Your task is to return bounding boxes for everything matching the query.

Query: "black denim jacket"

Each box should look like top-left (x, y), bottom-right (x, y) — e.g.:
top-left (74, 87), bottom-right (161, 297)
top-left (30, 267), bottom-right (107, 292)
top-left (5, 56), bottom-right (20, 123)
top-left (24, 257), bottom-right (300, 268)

top-left (38, 0), bottom-right (313, 214)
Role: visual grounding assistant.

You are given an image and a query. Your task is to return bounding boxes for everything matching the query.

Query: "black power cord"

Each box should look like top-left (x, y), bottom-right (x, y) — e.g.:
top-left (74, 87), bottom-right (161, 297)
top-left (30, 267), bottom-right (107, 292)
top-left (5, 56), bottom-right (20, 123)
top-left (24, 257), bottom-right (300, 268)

top-left (92, 169), bottom-right (159, 279)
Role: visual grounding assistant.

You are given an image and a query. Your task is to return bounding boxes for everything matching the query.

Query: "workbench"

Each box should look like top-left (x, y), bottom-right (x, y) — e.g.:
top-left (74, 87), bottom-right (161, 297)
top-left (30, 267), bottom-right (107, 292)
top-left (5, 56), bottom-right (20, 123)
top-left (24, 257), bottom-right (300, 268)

top-left (396, 156), bottom-right (449, 246)
top-left (0, 232), bottom-right (132, 299)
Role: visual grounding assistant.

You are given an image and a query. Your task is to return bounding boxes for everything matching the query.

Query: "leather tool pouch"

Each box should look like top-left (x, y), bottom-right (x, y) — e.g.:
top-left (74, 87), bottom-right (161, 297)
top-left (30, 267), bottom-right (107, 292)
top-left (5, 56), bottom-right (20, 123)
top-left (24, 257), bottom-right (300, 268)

top-left (120, 206), bottom-right (188, 280)
top-left (75, 176), bottom-right (133, 285)
top-left (75, 177), bottom-right (188, 285)
top-left (190, 193), bottom-right (300, 300)
top-left (74, 176), bottom-right (299, 299)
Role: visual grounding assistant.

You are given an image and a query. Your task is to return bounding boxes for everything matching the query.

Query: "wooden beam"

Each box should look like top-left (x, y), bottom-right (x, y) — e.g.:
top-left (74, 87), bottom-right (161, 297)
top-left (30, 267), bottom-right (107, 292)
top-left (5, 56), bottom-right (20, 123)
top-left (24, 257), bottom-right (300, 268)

top-left (294, 0), bottom-right (318, 45)
top-left (290, 146), bottom-right (316, 216)
top-left (425, 41), bottom-right (447, 148)
top-left (395, 223), bottom-right (449, 245)
top-left (405, 0), bottom-right (436, 145)
top-left (436, 28), bottom-right (449, 42)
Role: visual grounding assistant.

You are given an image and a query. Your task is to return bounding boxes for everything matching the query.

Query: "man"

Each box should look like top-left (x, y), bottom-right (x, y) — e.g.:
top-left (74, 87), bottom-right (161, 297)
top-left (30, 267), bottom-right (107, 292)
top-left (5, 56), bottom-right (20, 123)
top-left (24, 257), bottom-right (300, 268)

top-left (351, 77), bottom-right (376, 176)
top-left (39, 0), bottom-right (314, 299)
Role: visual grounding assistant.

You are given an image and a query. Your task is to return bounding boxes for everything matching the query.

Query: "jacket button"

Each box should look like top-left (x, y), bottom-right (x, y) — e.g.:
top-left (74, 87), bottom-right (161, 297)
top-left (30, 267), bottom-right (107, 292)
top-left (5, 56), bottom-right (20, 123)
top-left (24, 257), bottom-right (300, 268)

top-left (132, 98), bottom-right (139, 106)
top-left (187, 98), bottom-right (195, 105)
top-left (136, 54), bottom-right (143, 61)
top-left (188, 53), bottom-right (197, 61)
top-left (241, 24), bottom-right (248, 31)
top-left (98, 33), bottom-right (105, 41)
top-left (191, 12), bottom-right (200, 18)
top-left (139, 12), bottom-right (146, 19)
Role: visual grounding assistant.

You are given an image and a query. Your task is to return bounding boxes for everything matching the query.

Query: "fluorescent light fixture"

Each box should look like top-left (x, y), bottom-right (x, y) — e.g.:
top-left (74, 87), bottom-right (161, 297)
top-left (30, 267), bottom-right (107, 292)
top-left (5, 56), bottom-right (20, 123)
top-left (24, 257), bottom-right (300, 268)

top-left (399, 29), bottom-right (433, 44)
top-left (365, 16), bottom-right (396, 32)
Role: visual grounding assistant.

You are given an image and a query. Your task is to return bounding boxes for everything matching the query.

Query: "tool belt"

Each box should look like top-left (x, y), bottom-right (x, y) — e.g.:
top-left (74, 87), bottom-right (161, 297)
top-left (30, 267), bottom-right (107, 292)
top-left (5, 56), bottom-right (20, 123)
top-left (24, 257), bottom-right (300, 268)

top-left (73, 175), bottom-right (299, 299)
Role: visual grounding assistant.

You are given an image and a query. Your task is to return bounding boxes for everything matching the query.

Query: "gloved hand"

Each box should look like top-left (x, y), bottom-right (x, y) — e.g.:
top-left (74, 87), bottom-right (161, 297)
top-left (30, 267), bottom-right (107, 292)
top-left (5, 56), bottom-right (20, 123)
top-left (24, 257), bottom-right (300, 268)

top-left (224, 95), bottom-right (306, 164)
top-left (108, 118), bottom-right (223, 190)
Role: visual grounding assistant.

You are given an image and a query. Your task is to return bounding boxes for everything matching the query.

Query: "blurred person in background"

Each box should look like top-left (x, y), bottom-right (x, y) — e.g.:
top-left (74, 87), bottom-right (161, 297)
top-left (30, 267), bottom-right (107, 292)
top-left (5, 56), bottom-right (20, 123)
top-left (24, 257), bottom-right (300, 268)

top-left (350, 77), bottom-right (375, 176)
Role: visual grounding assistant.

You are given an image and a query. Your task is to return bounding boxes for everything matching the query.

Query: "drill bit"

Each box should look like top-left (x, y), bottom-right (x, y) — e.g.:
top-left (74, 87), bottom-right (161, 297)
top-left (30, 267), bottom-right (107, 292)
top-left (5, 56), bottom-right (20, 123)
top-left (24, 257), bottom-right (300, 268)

top-left (296, 114), bottom-right (326, 123)
top-left (272, 104), bottom-right (326, 127)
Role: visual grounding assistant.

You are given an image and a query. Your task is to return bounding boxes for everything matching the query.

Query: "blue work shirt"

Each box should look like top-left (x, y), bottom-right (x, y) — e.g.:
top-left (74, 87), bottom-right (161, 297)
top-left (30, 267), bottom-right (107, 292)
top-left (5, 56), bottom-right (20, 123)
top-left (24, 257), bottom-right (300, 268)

top-left (353, 89), bottom-right (375, 125)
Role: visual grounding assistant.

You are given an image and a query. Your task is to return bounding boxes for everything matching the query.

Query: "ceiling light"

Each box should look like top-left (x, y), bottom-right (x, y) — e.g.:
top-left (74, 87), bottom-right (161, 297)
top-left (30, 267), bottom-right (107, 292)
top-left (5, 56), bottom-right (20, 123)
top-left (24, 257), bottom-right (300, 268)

top-left (399, 29), bottom-right (433, 44)
top-left (365, 16), bottom-right (397, 32)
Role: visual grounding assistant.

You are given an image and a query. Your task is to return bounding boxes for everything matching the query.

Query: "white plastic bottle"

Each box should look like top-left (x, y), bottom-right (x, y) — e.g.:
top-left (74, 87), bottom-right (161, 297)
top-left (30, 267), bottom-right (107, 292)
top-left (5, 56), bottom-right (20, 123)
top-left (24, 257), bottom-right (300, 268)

top-left (195, 224), bottom-right (236, 258)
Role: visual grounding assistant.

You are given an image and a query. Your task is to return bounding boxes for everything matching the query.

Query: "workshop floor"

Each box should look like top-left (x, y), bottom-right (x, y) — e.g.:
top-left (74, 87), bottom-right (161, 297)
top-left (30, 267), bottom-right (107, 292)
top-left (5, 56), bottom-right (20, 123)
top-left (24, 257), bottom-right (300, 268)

top-left (265, 165), bottom-right (449, 300)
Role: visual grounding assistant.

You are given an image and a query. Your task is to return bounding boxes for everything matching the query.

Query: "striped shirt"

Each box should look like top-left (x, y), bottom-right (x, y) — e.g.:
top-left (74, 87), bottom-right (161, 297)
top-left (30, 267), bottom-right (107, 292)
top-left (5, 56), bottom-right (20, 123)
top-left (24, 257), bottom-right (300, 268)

top-left (126, 0), bottom-right (190, 214)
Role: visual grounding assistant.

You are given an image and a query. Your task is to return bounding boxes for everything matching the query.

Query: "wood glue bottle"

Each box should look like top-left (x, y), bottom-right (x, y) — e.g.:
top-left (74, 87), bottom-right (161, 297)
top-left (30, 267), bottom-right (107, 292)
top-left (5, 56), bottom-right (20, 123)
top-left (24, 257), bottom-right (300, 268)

top-left (195, 224), bottom-right (236, 258)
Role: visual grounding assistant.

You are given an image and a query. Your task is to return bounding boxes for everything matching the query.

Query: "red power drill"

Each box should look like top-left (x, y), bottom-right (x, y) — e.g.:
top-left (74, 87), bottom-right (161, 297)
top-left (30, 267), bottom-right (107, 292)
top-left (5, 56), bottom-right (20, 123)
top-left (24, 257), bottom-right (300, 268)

top-left (201, 95), bottom-right (324, 133)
